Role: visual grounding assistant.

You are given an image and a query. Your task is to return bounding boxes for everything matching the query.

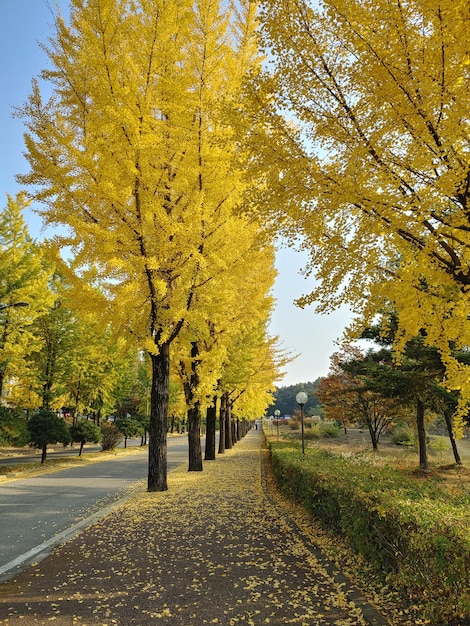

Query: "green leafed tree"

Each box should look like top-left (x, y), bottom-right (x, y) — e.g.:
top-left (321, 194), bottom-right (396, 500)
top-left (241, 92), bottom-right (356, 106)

top-left (115, 416), bottom-right (143, 448)
top-left (70, 419), bottom-right (102, 456)
top-left (27, 408), bottom-right (72, 463)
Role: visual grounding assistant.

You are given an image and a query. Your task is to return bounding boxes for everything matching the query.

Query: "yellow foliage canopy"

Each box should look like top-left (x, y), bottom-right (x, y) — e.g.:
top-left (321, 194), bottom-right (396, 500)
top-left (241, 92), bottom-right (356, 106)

top-left (249, 0), bottom-right (470, 404)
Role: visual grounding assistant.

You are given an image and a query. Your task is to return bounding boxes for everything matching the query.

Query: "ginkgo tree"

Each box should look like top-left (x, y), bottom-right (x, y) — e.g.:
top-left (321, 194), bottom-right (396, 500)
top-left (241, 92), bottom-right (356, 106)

top-left (248, 0), bottom-right (470, 414)
top-left (19, 0), bottom-right (261, 491)
top-left (175, 222), bottom-right (280, 469)
top-left (0, 193), bottom-right (53, 403)
top-left (217, 313), bottom-right (289, 452)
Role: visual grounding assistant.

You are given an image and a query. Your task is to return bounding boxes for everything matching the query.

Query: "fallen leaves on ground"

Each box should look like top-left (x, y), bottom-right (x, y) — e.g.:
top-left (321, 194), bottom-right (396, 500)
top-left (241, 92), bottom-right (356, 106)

top-left (0, 434), bottom-right (392, 625)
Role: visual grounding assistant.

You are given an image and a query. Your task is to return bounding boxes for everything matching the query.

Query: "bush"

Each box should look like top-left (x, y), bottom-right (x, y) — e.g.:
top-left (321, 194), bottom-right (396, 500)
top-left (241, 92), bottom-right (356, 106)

top-left (70, 420), bottom-right (102, 456)
top-left (297, 422), bottom-right (341, 440)
top-left (304, 425), bottom-right (321, 439)
top-left (319, 422), bottom-right (341, 438)
top-left (28, 409), bottom-right (72, 463)
top-left (391, 425), bottom-right (412, 445)
top-left (100, 422), bottom-right (123, 451)
top-left (268, 440), bottom-right (470, 625)
top-left (115, 416), bottom-right (143, 447)
top-left (429, 435), bottom-right (450, 455)
top-left (0, 407), bottom-right (29, 446)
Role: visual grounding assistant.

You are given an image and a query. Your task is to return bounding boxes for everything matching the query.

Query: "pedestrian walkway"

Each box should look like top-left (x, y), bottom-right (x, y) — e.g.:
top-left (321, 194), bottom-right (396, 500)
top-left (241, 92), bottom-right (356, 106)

top-left (0, 429), bottom-right (390, 625)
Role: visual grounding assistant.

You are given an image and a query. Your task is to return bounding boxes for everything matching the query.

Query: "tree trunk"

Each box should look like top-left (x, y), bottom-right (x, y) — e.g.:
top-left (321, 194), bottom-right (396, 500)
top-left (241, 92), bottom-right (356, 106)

top-left (148, 341), bottom-right (170, 492)
top-left (444, 409), bottom-right (462, 465)
top-left (231, 417), bottom-right (236, 445)
top-left (368, 424), bottom-right (379, 450)
top-left (188, 403), bottom-right (203, 471)
top-left (79, 441), bottom-right (84, 457)
top-left (218, 394), bottom-right (226, 454)
top-left (416, 398), bottom-right (429, 471)
top-left (183, 342), bottom-right (203, 471)
top-left (41, 444), bottom-right (47, 464)
top-left (225, 397), bottom-right (233, 450)
top-left (204, 398), bottom-right (217, 460)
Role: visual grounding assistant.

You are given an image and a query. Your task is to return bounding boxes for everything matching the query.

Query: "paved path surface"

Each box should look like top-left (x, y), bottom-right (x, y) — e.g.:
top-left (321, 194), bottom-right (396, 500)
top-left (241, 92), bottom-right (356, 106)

top-left (0, 429), bottom-right (390, 625)
top-left (0, 436), bottom-right (189, 582)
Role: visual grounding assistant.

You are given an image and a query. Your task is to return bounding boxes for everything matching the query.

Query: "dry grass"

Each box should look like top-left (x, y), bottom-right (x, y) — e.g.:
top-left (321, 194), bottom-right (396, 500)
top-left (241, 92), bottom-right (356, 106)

top-left (270, 426), bottom-right (470, 495)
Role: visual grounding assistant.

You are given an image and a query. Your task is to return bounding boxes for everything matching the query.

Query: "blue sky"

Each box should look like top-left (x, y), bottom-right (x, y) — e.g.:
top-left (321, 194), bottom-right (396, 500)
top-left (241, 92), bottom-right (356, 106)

top-left (0, 0), bottom-right (352, 386)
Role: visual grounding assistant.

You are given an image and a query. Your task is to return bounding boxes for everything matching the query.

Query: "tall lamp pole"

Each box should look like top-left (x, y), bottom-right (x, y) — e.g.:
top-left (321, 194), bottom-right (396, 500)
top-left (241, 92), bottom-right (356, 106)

top-left (295, 391), bottom-right (308, 458)
top-left (274, 409), bottom-right (280, 440)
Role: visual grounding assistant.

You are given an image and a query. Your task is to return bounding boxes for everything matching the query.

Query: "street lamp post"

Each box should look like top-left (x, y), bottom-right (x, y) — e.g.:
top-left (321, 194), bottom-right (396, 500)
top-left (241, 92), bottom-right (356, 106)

top-left (295, 391), bottom-right (308, 458)
top-left (274, 409), bottom-right (280, 440)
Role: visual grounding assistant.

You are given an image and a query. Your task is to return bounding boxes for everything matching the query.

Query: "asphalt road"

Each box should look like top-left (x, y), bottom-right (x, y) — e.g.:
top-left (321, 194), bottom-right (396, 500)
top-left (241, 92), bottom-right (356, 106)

top-left (0, 435), bottom-right (189, 582)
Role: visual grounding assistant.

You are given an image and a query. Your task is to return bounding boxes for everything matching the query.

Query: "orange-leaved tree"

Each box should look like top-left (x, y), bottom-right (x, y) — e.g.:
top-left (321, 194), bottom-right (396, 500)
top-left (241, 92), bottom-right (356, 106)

top-left (317, 346), bottom-right (402, 450)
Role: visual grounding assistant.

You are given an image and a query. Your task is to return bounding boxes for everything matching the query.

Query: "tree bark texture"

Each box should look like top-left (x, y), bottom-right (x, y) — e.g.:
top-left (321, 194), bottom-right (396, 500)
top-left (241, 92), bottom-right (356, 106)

top-left (218, 394), bottom-right (226, 454)
top-left (148, 342), bottom-right (170, 492)
top-left (183, 342), bottom-right (203, 471)
top-left (224, 396), bottom-right (233, 450)
top-left (204, 399), bottom-right (217, 460)
top-left (444, 409), bottom-right (462, 465)
top-left (188, 403), bottom-right (203, 471)
top-left (416, 398), bottom-right (429, 471)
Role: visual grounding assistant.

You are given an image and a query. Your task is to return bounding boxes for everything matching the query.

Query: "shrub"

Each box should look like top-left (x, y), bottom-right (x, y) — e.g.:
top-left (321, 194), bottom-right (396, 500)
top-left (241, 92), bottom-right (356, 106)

top-left (304, 425), bottom-right (321, 439)
top-left (100, 422), bottom-right (123, 451)
top-left (429, 435), bottom-right (449, 455)
top-left (268, 440), bottom-right (470, 624)
top-left (0, 407), bottom-right (29, 446)
top-left (319, 422), bottom-right (341, 438)
top-left (70, 420), bottom-right (102, 456)
top-left (115, 416), bottom-right (143, 447)
top-left (27, 409), bottom-right (72, 463)
top-left (391, 425), bottom-right (412, 445)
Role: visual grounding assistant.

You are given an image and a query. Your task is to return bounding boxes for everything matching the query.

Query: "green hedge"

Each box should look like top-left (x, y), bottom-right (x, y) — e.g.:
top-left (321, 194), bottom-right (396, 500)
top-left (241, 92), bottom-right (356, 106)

top-left (268, 441), bottom-right (470, 625)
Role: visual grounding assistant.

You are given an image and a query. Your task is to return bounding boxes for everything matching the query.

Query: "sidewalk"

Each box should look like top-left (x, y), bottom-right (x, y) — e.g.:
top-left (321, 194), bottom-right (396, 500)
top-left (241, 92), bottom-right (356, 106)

top-left (0, 429), bottom-right (390, 626)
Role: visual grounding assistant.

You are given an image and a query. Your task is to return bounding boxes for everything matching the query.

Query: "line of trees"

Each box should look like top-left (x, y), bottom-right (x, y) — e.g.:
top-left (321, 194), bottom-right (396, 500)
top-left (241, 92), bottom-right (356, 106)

top-left (0, 192), bottom-right (289, 475)
top-left (14, 0), bottom-right (294, 491)
top-left (14, 0), bottom-right (470, 491)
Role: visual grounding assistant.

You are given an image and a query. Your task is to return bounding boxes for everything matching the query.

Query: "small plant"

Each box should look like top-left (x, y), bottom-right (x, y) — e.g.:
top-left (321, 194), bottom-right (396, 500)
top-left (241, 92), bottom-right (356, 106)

top-left (391, 425), bottom-right (412, 446)
top-left (319, 422), bottom-right (341, 438)
top-left (27, 409), bottom-right (72, 463)
top-left (304, 425), bottom-right (321, 439)
top-left (115, 416), bottom-right (143, 448)
top-left (70, 420), bottom-right (102, 456)
top-left (100, 422), bottom-right (123, 451)
top-left (428, 435), bottom-right (449, 455)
